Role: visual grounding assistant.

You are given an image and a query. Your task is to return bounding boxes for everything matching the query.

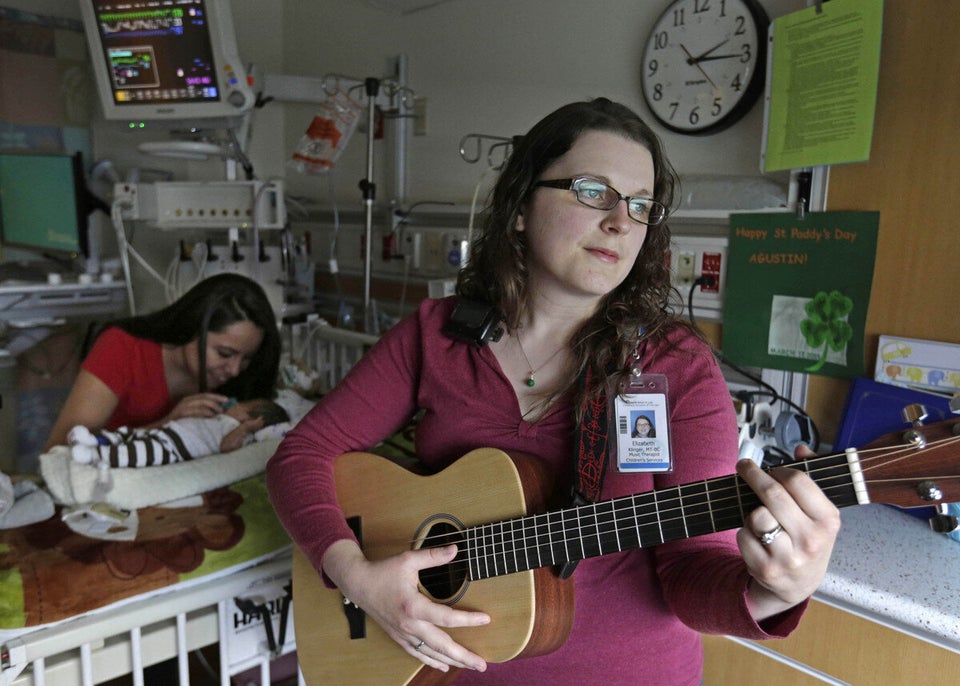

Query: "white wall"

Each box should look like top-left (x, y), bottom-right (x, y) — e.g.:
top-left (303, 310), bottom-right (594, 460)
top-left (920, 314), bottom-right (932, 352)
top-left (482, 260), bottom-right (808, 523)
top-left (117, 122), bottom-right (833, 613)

top-left (274, 0), bottom-right (807, 207)
top-left (7, 0), bottom-right (806, 308)
top-left (12, 0), bottom-right (806, 204)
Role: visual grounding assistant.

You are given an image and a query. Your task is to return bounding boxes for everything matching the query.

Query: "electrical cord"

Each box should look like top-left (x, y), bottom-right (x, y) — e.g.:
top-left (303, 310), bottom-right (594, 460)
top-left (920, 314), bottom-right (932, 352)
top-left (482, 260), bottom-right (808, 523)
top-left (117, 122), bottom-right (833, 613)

top-left (686, 275), bottom-right (821, 453)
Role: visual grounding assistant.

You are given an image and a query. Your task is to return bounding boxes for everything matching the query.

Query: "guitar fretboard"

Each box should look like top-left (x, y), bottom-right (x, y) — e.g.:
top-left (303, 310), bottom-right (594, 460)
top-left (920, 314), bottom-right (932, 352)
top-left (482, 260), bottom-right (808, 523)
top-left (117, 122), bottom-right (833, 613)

top-left (462, 452), bottom-right (859, 581)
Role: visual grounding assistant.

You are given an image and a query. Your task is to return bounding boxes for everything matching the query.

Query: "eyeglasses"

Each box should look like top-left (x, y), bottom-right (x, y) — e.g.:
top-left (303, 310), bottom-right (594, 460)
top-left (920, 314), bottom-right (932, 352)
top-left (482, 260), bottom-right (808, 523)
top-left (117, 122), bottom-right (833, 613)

top-left (534, 177), bottom-right (668, 226)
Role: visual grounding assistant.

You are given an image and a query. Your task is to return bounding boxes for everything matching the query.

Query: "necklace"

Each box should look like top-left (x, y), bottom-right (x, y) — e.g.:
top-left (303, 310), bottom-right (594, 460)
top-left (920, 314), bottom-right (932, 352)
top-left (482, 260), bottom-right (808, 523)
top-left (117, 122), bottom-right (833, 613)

top-left (516, 330), bottom-right (566, 388)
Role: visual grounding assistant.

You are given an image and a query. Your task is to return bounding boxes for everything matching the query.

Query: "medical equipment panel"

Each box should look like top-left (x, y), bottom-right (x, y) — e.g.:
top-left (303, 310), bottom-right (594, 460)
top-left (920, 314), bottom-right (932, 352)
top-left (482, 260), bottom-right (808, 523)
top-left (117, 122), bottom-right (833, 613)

top-left (114, 180), bottom-right (286, 230)
top-left (80, 0), bottom-right (254, 128)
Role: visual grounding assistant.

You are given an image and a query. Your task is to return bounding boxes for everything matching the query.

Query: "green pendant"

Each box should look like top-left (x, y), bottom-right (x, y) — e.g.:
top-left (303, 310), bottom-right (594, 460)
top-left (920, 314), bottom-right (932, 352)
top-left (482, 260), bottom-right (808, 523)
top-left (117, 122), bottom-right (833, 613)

top-left (526, 376), bottom-right (535, 387)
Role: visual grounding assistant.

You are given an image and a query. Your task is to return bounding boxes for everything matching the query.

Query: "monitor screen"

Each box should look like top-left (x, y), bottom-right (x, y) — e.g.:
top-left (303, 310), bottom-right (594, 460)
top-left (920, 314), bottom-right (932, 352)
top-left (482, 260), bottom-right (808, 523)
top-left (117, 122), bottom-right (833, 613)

top-left (0, 151), bottom-right (89, 260)
top-left (81, 0), bottom-right (254, 128)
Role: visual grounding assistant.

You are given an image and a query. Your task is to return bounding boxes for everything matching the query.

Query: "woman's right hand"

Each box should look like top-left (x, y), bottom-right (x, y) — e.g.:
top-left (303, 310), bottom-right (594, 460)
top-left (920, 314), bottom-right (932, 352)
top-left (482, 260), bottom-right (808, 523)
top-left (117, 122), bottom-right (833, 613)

top-left (164, 393), bottom-right (230, 422)
top-left (322, 539), bottom-right (490, 674)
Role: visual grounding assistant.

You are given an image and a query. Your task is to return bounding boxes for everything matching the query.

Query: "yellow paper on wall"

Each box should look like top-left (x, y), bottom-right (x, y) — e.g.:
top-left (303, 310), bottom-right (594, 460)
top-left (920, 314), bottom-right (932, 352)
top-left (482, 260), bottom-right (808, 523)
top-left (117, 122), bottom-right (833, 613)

top-left (762, 0), bottom-right (883, 172)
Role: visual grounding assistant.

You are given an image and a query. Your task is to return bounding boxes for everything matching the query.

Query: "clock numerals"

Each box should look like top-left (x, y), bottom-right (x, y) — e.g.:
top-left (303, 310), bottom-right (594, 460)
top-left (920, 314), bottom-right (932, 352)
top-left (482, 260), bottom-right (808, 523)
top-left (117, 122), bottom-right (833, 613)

top-left (653, 29), bottom-right (669, 50)
top-left (735, 14), bottom-right (747, 35)
top-left (640, 0), bottom-right (769, 135)
top-left (666, 97), bottom-right (724, 127)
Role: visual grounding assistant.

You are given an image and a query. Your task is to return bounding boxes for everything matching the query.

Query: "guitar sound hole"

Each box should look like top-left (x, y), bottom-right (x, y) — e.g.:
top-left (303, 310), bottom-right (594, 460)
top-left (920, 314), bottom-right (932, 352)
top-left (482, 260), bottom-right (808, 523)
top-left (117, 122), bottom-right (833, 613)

top-left (417, 520), bottom-right (468, 603)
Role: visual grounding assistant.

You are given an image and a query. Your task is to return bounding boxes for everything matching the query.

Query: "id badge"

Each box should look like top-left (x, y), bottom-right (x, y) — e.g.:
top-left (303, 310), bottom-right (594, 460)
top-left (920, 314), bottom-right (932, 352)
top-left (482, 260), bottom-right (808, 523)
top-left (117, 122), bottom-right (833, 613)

top-left (610, 373), bottom-right (672, 473)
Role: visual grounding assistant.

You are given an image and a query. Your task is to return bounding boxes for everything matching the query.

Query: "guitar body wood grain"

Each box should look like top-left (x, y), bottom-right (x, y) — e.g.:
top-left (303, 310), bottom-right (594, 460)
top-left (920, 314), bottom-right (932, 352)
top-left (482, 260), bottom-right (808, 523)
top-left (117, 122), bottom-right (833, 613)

top-left (293, 448), bottom-right (574, 686)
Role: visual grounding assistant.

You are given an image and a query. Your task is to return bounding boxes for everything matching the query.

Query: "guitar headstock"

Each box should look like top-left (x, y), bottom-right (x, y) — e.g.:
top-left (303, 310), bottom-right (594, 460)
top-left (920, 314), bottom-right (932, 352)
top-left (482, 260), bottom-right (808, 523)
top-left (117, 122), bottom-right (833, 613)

top-left (856, 417), bottom-right (960, 510)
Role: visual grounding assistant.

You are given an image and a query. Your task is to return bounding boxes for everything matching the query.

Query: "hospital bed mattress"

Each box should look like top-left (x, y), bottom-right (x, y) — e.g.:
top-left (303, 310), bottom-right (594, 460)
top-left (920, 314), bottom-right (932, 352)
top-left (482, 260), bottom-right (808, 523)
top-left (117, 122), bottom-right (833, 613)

top-left (1, 446), bottom-right (290, 634)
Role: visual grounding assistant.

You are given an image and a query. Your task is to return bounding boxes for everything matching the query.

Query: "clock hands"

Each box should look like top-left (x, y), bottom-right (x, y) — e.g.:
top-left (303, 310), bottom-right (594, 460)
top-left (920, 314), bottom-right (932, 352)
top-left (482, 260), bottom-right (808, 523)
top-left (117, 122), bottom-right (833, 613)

top-left (696, 53), bottom-right (742, 63)
top-left (679, 44), bottom-right (718, 88)
top-left (688, 39), bottom-right (729, 64)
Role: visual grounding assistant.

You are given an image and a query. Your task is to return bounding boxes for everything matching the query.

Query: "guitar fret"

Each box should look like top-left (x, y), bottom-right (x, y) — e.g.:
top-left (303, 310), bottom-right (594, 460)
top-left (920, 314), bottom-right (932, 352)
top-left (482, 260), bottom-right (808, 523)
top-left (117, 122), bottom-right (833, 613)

top-left (614, 496), bottom-right (641, 550)
top-left (635, 491), bottom-right (662, 547)
top-left (508, 517), bottom-right (521, 575)
top-left (678, 486), bottom-right (689, 538)
top-left (547, 510), bottom-right (564, 566)
top-left (680, 480), bottom-right (716, 538)
top-left (590, 501), bottom-right (614, 558)
top-left (608, 500), bottom-right (622, 552)
top-left (536, 512), bottom-right (548, 568)
top-left (631, 493), bottom-right (644, 547)
top-left (499, 520), bottom-right (509, 576)
top-left (659, 486), bottom-right (688, 544)
top-left (652, 489), bottom-right (665, 544)
top-left (705, 480), bottom-right (716, 532)
top-left (481, 523), bottom-right (492, 579)
top-left (580, 503), bottom-right (601, 559)
top-left (558, 508), bottom-right (581, 562)
top-left (711, 476), bottom-right (746, 532)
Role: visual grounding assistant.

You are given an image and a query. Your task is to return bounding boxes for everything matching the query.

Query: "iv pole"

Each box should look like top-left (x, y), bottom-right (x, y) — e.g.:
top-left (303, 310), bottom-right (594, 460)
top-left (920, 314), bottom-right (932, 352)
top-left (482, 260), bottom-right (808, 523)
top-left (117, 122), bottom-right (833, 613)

top-left (360, 77), bottom-right (379, 335)
top-left (261, 59), bottom-right (413, 335)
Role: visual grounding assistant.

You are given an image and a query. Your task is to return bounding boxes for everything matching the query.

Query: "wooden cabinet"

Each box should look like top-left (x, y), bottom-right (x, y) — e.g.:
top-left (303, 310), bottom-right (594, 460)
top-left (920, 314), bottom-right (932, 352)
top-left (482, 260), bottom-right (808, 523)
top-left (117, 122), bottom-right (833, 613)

top-left (806, 0), bottom-right (960, 442)
top-left (703, 600), bottom-right (960, 685)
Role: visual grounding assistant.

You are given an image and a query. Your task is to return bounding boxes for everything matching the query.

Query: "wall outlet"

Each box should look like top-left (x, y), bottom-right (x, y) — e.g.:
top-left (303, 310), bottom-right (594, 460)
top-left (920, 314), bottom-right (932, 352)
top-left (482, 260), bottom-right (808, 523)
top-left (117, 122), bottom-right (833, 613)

top-left (676, 251), bottom-right (696, 286)
top-left (669, 235), bottom-right (728, 322)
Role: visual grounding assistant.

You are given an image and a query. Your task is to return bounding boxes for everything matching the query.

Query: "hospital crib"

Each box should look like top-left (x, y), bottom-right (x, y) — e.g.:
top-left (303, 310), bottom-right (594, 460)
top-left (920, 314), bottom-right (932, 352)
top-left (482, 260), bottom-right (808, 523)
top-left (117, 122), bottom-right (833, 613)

top-left (286, 319), bottom-right (380, 395)
top-left (1, 322), bottom-right (380, 686)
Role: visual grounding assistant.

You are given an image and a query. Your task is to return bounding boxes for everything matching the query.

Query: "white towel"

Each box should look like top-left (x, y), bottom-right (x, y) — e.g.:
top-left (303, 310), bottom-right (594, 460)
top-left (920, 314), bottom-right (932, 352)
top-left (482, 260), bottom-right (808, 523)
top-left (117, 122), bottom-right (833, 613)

top-left (40, 438), bottom-right (280, 510)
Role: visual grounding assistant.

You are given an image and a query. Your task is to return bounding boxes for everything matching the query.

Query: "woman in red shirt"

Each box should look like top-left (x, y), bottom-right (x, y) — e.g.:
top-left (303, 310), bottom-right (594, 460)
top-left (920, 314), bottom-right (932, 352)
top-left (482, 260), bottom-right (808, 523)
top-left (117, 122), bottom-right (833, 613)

top-left (45, 273), bottom-right (280, 450)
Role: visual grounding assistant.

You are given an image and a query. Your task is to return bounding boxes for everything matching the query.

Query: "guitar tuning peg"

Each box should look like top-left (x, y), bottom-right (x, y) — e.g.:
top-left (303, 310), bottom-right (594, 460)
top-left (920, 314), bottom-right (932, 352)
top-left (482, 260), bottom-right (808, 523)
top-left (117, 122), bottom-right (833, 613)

top-left (929, 504), bottom-right (959, 534)
top-left (929, 514), bottom-right (959, 534)
top-left (901, 403), bottom-right (928, 427)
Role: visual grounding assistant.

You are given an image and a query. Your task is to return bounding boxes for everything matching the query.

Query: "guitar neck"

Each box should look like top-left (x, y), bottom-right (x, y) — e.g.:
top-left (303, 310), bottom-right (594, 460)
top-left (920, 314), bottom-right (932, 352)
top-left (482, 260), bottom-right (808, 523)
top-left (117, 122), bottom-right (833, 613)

top-left (463, 452), bottom-right (861, 581)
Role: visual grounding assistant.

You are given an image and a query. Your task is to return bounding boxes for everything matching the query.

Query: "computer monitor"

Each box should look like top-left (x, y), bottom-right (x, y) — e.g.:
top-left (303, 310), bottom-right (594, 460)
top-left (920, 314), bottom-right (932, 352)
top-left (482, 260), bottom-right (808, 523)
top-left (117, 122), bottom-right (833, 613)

top-left (80, 0), bottom-right (255, 130)
top-left (0, 151), bottom-right (90, 261)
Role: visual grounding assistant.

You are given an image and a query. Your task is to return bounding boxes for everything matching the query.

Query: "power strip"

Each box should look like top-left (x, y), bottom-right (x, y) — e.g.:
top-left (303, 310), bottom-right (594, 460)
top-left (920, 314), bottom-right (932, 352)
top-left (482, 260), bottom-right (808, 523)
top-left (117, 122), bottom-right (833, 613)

top-left (113, 180), bottom-right (286, 230)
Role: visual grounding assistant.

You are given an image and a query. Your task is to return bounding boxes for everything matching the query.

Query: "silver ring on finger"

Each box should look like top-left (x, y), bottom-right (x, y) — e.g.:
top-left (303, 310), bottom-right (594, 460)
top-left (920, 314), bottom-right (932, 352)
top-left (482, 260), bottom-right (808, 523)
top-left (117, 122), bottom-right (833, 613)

top-left (758, 523), bottom-right (784, 546)
top-left (414, 639), bottom-right (425, 652)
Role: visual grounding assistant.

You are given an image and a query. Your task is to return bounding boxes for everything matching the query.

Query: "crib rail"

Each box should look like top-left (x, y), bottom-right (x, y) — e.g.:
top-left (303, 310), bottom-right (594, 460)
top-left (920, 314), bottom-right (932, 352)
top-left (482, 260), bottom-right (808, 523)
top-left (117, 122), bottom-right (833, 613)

top-left (287, 320), bottom-right (379, 394)
top-left (1, 555), bottom-right (299, 686)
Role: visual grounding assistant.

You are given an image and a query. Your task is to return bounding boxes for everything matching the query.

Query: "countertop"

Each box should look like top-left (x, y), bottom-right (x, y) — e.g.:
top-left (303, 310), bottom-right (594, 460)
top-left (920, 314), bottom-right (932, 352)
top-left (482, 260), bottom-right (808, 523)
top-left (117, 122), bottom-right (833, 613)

top-left (816, 503), bottom-right (960, 653)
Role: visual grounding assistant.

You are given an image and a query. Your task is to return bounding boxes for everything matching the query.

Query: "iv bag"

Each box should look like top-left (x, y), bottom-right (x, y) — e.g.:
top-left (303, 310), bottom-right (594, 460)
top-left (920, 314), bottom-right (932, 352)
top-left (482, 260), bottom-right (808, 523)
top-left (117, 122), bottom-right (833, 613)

top-left (289, 90), bottom-right (363, 174)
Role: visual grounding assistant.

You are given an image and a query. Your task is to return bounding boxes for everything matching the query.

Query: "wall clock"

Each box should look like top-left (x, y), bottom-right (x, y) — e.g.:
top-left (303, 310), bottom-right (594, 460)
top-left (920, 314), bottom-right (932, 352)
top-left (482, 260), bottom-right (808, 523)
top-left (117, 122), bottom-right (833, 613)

top-left (641, 0), bottom-right (770, 135)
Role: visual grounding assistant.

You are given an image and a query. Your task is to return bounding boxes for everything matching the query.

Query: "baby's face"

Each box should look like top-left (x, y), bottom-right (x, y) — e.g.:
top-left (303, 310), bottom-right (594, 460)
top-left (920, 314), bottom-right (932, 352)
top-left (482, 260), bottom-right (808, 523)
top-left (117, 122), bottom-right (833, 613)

top-left (225, 402), bottom-right (254, 421)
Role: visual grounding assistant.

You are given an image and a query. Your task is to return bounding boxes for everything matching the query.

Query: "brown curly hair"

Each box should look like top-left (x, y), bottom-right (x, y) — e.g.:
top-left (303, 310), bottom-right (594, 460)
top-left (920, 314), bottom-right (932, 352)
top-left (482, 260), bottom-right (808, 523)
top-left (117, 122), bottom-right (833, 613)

top-left (457, 98), bottom-right (687, 414)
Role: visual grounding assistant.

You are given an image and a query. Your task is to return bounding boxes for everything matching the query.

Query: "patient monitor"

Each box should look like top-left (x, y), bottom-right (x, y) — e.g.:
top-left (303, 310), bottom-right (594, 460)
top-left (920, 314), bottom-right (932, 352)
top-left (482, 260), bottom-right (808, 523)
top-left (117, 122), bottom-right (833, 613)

top-left (80, 0), bottom-right (255, 130)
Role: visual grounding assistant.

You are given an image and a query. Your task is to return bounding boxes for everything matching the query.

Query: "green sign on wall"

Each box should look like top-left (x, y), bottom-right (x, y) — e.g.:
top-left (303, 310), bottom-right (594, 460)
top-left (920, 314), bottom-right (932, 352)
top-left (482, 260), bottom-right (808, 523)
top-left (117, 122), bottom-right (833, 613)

top-left (721, 211), bottom-right (879, 378)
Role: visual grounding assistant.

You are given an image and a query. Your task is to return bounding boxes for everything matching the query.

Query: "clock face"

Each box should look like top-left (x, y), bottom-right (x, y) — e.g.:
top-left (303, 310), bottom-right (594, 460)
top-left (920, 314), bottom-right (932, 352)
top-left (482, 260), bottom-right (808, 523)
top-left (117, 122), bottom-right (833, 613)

top-left (641, 0), bottom-right (769, 135)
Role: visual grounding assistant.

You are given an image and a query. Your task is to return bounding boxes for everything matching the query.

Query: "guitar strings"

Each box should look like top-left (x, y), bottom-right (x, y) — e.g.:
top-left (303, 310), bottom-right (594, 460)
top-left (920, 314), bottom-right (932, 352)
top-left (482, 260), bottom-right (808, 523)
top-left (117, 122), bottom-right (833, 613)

top-left (411, 432), bottom-right (960, 585)
top-left (417, 433), bottom-right (960, 577)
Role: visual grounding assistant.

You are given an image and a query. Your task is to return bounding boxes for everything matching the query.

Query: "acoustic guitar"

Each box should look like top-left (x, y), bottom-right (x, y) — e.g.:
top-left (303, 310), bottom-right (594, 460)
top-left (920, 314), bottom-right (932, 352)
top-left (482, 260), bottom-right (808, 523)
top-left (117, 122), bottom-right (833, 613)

top-left (292, 417), bottom-right (960, 685)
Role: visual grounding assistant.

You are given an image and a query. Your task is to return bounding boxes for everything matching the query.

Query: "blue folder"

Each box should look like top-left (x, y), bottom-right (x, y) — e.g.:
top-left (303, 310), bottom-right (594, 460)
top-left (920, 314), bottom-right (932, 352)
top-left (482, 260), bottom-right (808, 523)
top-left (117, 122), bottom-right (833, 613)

top-left (834, 377), bottom-right (954, 451)
top-left (835, 377), bottom-right (956, 526)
